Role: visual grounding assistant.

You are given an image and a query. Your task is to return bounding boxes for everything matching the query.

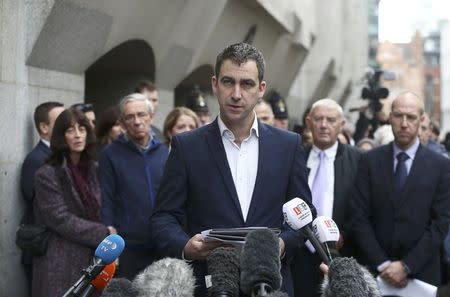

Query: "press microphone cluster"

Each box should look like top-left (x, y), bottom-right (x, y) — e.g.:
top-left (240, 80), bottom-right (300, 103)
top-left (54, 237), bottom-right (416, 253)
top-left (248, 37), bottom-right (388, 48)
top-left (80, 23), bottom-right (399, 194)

top-left (282, 197), bottom-right (331, 265)
top-left (78, 262), bottom-right (116, 297)
top-left (240, 229), bottom-right (282, 297)
top-left (133, 257), bottom-right (196, 297)
top-left (100, 278), bottom-right (139, 297)
top-left (206, 246), bottom-right (240, 297)
top-left (312, 216), bottom-right (340, 261)
top-left (101, 257), bottom-right (196, 297)
top-left (62, 234), bottom-right (125, 297)
top-left (320, 257), bottom-right (381, 297)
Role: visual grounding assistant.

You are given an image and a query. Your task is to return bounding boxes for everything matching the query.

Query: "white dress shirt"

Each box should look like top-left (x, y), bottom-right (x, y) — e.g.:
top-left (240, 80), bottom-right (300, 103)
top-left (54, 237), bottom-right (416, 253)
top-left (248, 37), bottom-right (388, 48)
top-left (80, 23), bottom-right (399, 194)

top-left (41, 138), bottom-right (50, 147)
top-left (306, 141), bottom-right (338, 218)
top-left (392, 137), bottom-right (420, 174)
top-left (218, 114), bottom-right (259, 221)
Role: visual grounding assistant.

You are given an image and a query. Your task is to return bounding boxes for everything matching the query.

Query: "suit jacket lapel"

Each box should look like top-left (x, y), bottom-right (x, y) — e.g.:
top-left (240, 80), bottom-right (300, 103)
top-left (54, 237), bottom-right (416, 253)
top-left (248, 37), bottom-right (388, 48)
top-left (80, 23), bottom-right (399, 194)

top-left (383, 143), bottom-right (398, 206)
top-left (38, 140), bottom-right (52, 156)
top-left (332, 142), bottom-right (344, 222)
top-left (246, 122), bottom-right (271, 223)
top-left (205, 119), bottom-right (244, 222)
top-left (305, 146), bottom-right (312, 177)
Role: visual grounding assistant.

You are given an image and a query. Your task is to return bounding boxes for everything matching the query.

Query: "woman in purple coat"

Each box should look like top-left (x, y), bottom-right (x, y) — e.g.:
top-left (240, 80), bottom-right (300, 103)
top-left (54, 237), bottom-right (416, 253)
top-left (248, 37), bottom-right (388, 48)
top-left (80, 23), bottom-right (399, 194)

top-left (32, 108), bottom-right (112, 297)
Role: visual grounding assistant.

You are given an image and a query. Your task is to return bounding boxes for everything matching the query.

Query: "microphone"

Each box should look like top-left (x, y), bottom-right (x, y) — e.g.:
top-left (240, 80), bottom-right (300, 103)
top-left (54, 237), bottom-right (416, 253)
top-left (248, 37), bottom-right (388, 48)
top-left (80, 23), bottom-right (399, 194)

top-left (62, 234), bottom-right (125, 297)
top-left (320, 257), bottom-right (381, 297)
top-left (312, 216), bottom-right (340, 260)
top-left (240, 229), bottom-right (282, 297)
top-left (206, 246), bottom-right (240, 297)
top-left (265, 291), bottom-right (289, 297)
top-left (78, 262), bottom-right (116, 297)
top-left (282, 197), bottom-right (330, 265)
top-left (90, 262), bottom-right (116, 291)
top-left (101, 278), bottom-right (139, 297)
top-left (133, 257), bottom-right (195, 297)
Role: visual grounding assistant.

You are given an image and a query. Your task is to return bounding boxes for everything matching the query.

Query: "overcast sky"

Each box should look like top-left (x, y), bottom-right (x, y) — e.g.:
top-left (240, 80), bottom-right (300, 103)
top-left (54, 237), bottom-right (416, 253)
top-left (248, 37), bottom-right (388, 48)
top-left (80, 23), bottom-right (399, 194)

top-left (379, 0), bottom-right (450, 43)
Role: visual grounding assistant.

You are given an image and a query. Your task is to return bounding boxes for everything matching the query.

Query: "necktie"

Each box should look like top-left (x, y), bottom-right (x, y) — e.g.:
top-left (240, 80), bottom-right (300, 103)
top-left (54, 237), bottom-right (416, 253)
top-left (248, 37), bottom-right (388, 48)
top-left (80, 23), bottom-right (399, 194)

top-left (311, 151), bottom-right (328, 216)
top-left (393, 152), bottom-right (409, 194)
top-left (306, 151), bottom-right (329, 253)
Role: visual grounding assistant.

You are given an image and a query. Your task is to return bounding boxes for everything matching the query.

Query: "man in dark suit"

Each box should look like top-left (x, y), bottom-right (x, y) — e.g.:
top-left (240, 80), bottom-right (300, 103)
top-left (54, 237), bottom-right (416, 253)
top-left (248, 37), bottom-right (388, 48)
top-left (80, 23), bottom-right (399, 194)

top-left (20, 101), bottom-right (64, 294)
top-left (150, 43), bottom-right (313, 297)
top-left (351, 91), bottom-right (450, 289)
top-left (291, 98), bottom-right (361, 297)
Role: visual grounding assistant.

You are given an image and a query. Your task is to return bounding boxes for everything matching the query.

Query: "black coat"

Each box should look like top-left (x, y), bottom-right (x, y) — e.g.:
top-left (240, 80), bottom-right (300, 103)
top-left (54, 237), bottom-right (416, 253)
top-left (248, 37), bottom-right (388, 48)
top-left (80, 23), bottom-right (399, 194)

top-left (291, 142), bottom-right (361, 297)
top-left (351, 143), bottom-right (450, 286)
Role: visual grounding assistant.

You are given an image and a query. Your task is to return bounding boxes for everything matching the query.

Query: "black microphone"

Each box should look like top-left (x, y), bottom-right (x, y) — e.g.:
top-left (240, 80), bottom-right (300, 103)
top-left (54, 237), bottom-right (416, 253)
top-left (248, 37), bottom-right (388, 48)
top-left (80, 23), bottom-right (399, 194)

top-left (133, 257), bottom-right (195, 297)
top-left (79, 262), bottom-right (116, 297)
top-left (101, 278), bottom-right (139, 297)
top-left (282, 197), bottom-right (331, 265)
top-left (320, 257), bottom-right (381, 297)
top-left (265, 291), bottom-right (289, 297)
top-left (240, 229), bottom-right (282, 297)
top-left (206, 246), bottom-right (240, 297)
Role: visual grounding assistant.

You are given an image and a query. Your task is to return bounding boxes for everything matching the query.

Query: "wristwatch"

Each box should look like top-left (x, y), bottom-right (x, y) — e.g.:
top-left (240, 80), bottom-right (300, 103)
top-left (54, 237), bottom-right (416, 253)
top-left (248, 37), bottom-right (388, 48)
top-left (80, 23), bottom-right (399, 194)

top-left (402, 261), bottom-right (411, 275)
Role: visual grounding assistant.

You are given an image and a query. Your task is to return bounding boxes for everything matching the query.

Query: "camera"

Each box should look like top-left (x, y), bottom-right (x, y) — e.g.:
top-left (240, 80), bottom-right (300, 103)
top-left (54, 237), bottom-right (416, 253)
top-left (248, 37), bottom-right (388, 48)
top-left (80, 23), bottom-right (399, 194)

top-left (361, 69), bottom-right (389, 113)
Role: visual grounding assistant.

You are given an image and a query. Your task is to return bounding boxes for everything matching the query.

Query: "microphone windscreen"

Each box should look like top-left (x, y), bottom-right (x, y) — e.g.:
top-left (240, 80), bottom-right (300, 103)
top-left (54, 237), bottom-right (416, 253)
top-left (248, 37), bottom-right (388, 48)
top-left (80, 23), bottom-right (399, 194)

top-left (101, 278), bottom-right (139, 297)
top-left (266, 291), bottom-right (289, 297)
top-left (206, 246), bottom-right (240, 296)
top-left (320, 257), bottom-right (381, 297)
top-left (95, 234), bottom-right (125, 264)
top-left (133, 257), bottom-right (195, 297)
top-left (240, 229), bottom-right (282, 295)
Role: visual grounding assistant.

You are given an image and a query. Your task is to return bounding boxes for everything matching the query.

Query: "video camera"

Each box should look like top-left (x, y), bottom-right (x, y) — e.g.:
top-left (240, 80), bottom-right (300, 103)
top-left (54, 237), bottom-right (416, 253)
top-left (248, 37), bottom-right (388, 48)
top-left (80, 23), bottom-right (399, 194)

top-left (361, 69), bottom-right (392, 114)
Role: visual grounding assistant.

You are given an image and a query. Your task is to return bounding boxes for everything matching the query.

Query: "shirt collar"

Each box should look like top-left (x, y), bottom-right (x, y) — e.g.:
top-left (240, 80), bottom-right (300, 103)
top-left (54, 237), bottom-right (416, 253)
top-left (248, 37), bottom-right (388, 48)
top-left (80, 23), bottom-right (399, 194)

top-left (312, 141), bottom-right (338, 159)
top-left (124, 131), bottom-right (154, 152)
top-left (393, 137), bottom-right (420, 160)
top-left (40, 138), bottom-right (50, 148)
top-left (217, 112), bottom-right (259, 141)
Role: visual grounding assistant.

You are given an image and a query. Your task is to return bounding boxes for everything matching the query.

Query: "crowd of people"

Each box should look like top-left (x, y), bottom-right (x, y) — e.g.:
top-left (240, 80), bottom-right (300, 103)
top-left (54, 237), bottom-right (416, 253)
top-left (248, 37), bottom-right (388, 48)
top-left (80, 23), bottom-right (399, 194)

top-left (18, 42), bottom-right (450, 297)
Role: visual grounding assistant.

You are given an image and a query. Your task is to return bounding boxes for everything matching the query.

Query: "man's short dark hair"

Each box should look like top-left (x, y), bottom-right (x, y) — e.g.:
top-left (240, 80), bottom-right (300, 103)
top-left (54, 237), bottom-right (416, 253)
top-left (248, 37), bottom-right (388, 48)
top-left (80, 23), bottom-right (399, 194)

top-left (215, 42), bottom-right (265, 82)
top-left (431, 120), bottom-right (440, 136)
top-left (135, 81), bottom-right (156, 93)
top-left (34, 101), bottom-right (64, 134)
top-left (71, 103), bottom-right (94, 113)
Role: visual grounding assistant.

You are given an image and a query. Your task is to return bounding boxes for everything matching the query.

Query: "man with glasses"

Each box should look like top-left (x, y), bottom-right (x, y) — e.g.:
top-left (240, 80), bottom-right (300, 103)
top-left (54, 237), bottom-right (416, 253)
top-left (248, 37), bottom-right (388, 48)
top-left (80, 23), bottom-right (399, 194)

top-left (98, 93), bottom-right (169, 279)
top-left (135, 81), bottom-right (164, 140)
top-left (291, 98), bottom-right (361, 297)
top-left (351, 91), bottom-right (450, 290)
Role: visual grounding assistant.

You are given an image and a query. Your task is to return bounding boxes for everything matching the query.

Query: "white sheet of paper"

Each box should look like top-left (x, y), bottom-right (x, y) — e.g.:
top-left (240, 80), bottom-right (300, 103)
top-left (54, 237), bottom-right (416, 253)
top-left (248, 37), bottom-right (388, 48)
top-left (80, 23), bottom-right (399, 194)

top-left (376, 276), bottom-right (437, 297)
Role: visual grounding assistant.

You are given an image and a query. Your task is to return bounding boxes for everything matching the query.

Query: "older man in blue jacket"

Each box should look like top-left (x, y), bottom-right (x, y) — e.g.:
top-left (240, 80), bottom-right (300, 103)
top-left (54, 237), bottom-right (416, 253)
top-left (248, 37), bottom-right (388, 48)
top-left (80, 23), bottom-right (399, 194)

top-left (99, 93), bottom-right (168, 279)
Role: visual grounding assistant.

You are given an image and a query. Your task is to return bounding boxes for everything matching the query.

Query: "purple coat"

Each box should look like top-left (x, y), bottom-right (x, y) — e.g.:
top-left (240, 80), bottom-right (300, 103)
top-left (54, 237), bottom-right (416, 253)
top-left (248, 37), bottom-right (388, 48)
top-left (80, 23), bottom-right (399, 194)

top-left (32, 159), bottom-right (108, 297)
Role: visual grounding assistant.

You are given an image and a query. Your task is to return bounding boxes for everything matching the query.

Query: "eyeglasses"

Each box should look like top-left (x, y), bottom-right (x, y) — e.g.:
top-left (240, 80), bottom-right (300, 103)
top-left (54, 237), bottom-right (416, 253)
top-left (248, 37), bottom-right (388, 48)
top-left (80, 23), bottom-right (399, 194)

top-left (122, 112), bottom-right (150, 123)
top-left (72, 103), bottom-right (94, 113)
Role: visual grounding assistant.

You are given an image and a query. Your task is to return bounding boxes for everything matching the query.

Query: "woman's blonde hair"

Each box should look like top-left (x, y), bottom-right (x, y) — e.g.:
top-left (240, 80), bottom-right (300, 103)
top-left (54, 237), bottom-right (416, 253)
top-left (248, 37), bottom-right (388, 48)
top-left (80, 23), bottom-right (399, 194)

top-left (163, 107), bottom-right (199, 145)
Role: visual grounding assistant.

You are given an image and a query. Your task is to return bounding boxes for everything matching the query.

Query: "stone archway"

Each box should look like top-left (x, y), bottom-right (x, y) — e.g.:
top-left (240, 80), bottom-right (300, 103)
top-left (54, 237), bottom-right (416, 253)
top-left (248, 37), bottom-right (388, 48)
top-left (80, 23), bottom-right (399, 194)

top-left (85, 39), bottom-right (155, 111)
